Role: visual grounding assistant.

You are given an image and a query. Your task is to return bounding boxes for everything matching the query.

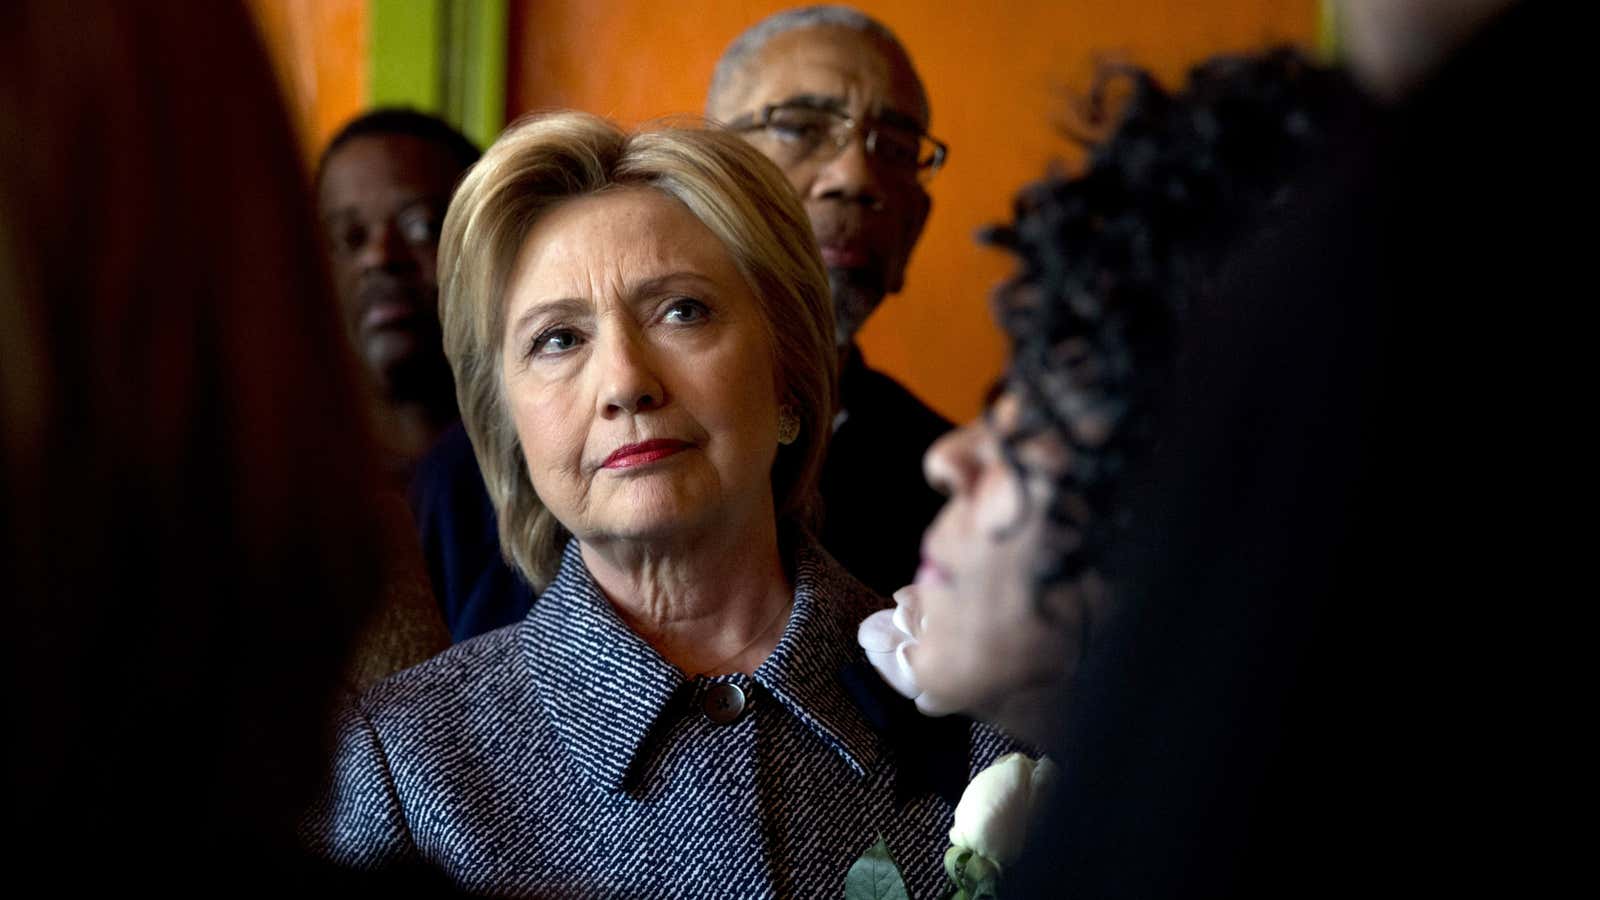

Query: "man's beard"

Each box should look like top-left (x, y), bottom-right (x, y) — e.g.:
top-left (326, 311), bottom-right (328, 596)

top-left (828, 268), bottom-right (887, 348)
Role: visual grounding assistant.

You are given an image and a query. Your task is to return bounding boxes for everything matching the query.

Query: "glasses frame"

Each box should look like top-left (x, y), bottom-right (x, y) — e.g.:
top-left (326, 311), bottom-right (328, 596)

top-left (730, 102), bottom-right (949, 181)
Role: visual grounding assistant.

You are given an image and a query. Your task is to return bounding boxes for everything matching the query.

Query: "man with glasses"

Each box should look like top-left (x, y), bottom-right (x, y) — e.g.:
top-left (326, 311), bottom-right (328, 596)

top-left (708, 5), bottom-right (952, 598)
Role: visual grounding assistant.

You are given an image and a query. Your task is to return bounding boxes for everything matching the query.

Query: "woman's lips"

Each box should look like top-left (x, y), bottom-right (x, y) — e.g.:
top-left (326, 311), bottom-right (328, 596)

top-left (601, 439), bottom-right (691, 469)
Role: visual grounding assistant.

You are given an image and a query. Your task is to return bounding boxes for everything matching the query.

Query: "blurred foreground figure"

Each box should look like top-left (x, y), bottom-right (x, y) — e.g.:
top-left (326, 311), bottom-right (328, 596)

top-left (1010, 0), bottom-right (1569, 896)
top-left (1, 1), bottom-right (443, 885)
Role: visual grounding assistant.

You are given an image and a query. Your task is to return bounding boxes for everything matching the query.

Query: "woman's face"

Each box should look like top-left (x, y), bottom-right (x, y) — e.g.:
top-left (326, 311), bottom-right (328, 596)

top-left (500, 187), bottom-right (782, 549)
top-left (906, 391), bottom-right (1092, 732)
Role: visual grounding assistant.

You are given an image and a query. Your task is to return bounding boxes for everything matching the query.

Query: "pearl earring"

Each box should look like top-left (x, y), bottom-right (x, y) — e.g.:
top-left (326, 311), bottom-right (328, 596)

top-left (777, 405), bottom-right (801, 445)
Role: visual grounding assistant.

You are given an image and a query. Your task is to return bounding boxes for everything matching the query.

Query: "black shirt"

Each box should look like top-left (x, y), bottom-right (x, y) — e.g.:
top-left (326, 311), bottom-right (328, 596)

top-left (818, 345), bottom-right (953, 599)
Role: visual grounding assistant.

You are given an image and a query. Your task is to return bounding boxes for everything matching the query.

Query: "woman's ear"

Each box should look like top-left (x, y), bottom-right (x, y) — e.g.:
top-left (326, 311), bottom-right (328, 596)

top-left (777, 403), bottom-right (801, 446)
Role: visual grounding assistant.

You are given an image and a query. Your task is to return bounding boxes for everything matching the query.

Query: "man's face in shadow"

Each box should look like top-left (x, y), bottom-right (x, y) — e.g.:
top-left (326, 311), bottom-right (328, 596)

top-left (318, 134), bottom-right (461, 394)
top-left (713, 25), bottom-right (933, 348)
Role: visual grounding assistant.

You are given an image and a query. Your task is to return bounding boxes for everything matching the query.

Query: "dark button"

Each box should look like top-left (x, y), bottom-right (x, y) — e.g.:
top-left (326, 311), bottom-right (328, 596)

top-left (702, 683), bottom-right (747, 725)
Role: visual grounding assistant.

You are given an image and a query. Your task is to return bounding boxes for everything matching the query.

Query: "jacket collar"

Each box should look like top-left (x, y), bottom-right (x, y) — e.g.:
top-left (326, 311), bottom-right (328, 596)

top-left (521, 538), bottom-right (887, 793)
top-left (751, 544), bottom-right (883, 778)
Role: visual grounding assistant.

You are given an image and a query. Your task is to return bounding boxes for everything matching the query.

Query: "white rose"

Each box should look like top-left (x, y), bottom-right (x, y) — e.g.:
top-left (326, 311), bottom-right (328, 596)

top-left (948, 753), bottom-right (1060, 870)
top-left (857, 586), bottom-right (957, 715)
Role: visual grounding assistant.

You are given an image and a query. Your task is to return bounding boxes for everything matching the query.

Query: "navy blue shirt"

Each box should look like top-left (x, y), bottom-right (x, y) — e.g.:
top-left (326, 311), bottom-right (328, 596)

top-left (408, 422), bottom-right (535, 641)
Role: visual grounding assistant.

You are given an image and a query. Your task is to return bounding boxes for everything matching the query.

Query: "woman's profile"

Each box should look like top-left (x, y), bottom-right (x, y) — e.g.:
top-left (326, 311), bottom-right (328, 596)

top-left (861, 50), bottom-right (1354, 749)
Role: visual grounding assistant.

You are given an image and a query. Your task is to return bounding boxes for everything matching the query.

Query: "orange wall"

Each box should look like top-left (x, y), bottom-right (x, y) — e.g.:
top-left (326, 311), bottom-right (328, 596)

top-left (246, 1), bottom-right (1319, 421)
top-left (508, 0), bottom-right (1316, 422)
top-left (245, 0), bottom-right (368, 170)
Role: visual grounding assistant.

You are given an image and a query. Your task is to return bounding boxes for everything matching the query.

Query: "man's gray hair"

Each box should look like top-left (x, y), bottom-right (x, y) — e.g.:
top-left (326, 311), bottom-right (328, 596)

top-left (706, 4), bottom-right (929, 123)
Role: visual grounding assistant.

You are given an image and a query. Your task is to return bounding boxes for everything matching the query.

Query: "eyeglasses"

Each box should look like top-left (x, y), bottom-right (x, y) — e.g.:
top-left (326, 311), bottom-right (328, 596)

top-left (730, 102), bottom-right (948, 182)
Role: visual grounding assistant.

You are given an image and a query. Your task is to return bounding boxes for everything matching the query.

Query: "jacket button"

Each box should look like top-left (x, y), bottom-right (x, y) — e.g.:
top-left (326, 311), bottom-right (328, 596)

top-left (702, 683), bottom-right (746, 725)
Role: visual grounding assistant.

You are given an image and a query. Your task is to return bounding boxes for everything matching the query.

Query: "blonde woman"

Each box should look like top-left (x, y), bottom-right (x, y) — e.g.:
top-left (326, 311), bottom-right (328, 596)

top-left (306, 112), bottom-right (1012, 896)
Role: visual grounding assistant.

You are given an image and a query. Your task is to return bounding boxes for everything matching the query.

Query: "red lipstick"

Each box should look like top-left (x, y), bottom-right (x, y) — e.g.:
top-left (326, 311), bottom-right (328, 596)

top-left (601, 439), bottom-right (690, 469)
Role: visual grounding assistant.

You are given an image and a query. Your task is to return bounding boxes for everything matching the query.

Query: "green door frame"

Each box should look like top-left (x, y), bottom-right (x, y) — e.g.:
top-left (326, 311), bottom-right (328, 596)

top-left (369, 0), bottom-right (508, 150)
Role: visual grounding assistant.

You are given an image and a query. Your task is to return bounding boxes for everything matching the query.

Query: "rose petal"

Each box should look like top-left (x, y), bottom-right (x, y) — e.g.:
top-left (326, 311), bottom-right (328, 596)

top-left (950, 753), bottom-right (1038, 867)
top-left (862, 593), bottom-right (965, 713)
top-left (872, 634), bottom-right (923, 700)
top-left (890, 585), bottom-right (922, 637)
top-left (1027, 755), bottom-right (1061, 821)
top-left (857, 607), bottom-right (907, 653)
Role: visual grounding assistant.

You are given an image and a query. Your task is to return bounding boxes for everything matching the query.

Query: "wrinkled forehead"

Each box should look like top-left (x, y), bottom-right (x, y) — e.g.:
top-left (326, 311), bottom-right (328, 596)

top-left (721, 25), bottom-right (927, 128)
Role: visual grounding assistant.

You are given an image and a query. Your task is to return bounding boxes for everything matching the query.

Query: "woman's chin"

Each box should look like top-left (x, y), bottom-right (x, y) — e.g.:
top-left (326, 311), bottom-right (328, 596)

top-left (579, 497), bottom-right (729, 548)
top-left (576, 466), bottom-right (772, 549)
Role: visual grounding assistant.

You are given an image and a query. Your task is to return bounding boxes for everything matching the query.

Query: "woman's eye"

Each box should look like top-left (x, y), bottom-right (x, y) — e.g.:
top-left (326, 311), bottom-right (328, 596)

top-left (529, 328), bottom-right (581, 358)
top-left (664, 299), bottom-right (709, 324)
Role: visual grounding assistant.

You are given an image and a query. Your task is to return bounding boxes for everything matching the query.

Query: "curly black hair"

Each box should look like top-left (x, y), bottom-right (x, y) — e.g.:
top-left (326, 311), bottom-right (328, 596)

top-left (982, 47), bottom-right (1353, 610)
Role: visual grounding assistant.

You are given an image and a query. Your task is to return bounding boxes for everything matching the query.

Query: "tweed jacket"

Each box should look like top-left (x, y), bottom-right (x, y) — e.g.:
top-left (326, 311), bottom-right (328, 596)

top-left (306, 537), bottom-right (1015, 898)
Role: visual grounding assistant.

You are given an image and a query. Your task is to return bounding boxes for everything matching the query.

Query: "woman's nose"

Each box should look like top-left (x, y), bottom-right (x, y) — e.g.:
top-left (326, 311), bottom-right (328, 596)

top-left (596, 326), bottom-right (665, 416)
top-left (923, 420), bottom-right (982, 497)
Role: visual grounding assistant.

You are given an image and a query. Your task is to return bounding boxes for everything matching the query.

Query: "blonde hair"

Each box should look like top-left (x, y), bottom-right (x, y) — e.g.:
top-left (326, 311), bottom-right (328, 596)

top-left (438, 112), bottom-right (836, 589)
